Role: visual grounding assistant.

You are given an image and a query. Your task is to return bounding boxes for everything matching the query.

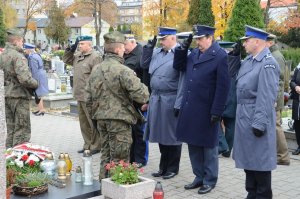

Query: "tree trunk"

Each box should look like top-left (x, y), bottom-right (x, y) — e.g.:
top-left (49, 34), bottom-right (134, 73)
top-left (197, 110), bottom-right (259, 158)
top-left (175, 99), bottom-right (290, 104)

top-left (94, 0), bottom-right (100, 46)
top-left (0, 70), bottom-right (7, 197)
top-left (97, 3), bottom-right (102, 47)
top-left (264, 0), bottom-right (271, 25)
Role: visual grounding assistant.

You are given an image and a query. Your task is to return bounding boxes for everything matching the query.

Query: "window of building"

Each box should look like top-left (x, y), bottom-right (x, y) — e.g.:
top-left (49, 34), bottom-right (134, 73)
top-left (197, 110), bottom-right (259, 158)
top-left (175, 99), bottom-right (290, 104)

top-left (38, 29), bottom-right (42, 34)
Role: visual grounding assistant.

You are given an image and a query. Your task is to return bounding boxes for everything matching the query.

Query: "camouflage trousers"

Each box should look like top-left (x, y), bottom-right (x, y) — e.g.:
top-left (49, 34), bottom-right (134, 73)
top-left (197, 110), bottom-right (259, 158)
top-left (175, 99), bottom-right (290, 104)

top-left (77, 101), bottom-right (101, 151)
top-left (5, 98), bottom-right (31, 148)
top-left (98, 120), bottom-right (132, 181)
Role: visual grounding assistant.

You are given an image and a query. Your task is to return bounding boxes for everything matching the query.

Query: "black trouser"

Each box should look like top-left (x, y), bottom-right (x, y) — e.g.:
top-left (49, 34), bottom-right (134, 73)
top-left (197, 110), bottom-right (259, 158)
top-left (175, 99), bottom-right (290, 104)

top-left (244, 170), bottom-right (272, 199)
top-left (293, 119), bottom-right (300, 148)
top-left (130, 122), bottom-right (148, 165)
top-left (158, 144), bottom-right (182, 174)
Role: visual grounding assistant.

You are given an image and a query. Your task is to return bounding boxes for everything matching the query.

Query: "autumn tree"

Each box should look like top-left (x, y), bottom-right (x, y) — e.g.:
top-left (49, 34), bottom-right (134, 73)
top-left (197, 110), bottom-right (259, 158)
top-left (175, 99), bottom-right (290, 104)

top-left (65, 0), bottom-right (117, 46)
top-left (45, 2), bottom-right (70, 46)
top-left (187, 0), bottom-right (214, 26)
top-left (224, 0), bottom-right (264, 42)
top-left (143, 0), bottom-right (190, 36)
top-left (0, 8), bottom-right (6, 47)
top-left (0, 2), bottom-right (17, 29)
top-left (23, 0), bottom-right (52, 37)
top-left (212, 0), bottom-right (235, 39)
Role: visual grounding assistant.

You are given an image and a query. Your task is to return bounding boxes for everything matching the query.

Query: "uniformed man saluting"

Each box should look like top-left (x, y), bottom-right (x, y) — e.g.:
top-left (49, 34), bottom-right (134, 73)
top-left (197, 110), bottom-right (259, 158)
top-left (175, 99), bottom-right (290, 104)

top-left (233, 25), bottom-right (280, 199)
top-left (0, 29), bottom-right (38, 148)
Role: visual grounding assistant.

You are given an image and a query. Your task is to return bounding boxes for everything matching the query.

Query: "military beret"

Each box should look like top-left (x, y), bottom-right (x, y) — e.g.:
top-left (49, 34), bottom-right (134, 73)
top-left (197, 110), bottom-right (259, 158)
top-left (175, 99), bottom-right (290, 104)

top-left (24, 43), bottom-right (36, 49)
top-left (77, 35), bottom-right (93, 41)
top-left (6, 28), bottom-right (23, 37)
top-left (104, 31), bottom-right (125, 44)
top-left (267, 34), bottom-right (277, 41)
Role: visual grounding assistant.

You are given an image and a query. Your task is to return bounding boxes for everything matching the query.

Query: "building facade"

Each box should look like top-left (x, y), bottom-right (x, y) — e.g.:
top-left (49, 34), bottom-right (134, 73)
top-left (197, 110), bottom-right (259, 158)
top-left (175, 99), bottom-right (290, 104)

top-left (117, 0), bottom-right (143, 25)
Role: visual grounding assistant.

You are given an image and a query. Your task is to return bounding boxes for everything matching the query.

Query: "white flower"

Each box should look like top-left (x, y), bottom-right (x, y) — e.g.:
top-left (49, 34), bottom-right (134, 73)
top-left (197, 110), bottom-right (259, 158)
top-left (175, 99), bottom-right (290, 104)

top-left (15, 159), bottom-right (24, 168)
top-left (26, 154), bottom-right (40, 163)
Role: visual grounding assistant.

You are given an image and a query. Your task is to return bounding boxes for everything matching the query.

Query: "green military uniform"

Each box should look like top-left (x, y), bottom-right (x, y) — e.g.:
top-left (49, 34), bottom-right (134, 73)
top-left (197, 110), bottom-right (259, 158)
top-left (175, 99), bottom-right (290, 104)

top-left (85, 31), bottom-right (149, 181)
top-left (63, 37), bottom-right (102, 152)
top-left (0, 29), bottom-right (38, 148)
top-left (268, 34), bottom-right (290, 165)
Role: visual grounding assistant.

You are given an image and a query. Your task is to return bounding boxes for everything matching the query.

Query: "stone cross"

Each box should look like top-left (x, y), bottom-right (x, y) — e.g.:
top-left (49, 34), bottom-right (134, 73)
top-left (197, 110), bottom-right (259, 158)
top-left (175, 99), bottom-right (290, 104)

top-left (0, 70), bottom-right (7, 198)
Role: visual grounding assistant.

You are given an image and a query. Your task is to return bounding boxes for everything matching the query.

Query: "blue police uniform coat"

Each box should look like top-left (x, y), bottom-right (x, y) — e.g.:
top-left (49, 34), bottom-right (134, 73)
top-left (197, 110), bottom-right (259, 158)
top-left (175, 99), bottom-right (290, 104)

top-left (28, 53), bottom-right (49, 97)
top-left (176, 42), bottom-right (230, 147)
top-left (141, 45), bottom-right (184, 145)
top-left (233, 48), bottom-right (279, 171)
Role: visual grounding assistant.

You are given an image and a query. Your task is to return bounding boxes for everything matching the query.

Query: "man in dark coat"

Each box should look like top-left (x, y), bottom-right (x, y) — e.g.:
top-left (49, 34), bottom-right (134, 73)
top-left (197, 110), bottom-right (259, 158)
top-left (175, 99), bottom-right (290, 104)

top-left (233, 25), bottom-right (279, 199)
top-left (141, 27), bottom-right (185, 180)
top-left (124, 35), bottom-right (149, 168)
top-left (175, 25), bottom-right (230, 194)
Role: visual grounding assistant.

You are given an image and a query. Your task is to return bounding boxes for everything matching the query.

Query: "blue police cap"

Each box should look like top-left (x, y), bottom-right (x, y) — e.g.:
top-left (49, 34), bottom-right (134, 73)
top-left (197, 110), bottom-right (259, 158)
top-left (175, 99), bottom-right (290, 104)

top-left (240, 25), bottom-right (269, 40)
top-left (193, 25), bottom-right (215, 39)
top-left (157, 27), bottom-right (177, 39)
top-left (77, 35), bottom-right (93, 41)
top-left (24, 43), bottom-right (36, 49)
top-left (176, 32), bottom-right (193, 39)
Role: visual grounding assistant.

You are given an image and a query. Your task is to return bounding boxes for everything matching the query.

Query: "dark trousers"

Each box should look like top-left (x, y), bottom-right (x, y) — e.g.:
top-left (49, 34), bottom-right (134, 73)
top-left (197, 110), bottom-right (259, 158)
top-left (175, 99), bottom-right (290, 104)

top-left (218, 118), bottom-right (235, 153)
top-left (158, 144), bottom-right (182, 174)
top-left (244, 170), bottom-right (272, 199)
top-left (130, 122), bottom-right (148, 165)
top-left (293, 119), bottom-right (300, 147)
top-left (188, 144), bottom-right (218, 186)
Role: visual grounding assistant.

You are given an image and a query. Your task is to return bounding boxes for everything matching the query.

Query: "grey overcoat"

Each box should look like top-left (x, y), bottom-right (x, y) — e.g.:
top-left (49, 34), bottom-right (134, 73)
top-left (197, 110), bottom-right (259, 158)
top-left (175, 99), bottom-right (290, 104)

top-left (141, 46), bottom-right (184, 145)
top-left (233, 48), bottom-right (279, 171)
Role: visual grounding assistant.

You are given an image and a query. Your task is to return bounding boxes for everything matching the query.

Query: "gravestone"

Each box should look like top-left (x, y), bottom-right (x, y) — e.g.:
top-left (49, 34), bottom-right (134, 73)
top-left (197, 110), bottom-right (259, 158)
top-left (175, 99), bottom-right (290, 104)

top-left (0, 70), bottom-right (7, 198)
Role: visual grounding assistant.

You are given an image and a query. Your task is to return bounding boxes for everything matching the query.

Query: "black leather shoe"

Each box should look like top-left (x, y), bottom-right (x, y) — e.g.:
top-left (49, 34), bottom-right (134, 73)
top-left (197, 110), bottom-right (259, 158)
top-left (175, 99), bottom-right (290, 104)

top-left (198, 185), bottom-right (215, 194)
top-left (77, 149), bottom-right (85, 153)
top-left (34, 111), bottom-right (45, 116)
top-left (91, 150), bottom-right (100, 155)
top-left (184, 181), bottom-right (203, 190)
top-left (162, 172), bottom-right (177, 179)
top-left (292, 148), bottom-right (300, 155)
top-left (222, 151), bottom-right (231, 158)
top-left (152, 170), bottom-right (164, 177)
top-left (32, 110), bottom-right (39, 114)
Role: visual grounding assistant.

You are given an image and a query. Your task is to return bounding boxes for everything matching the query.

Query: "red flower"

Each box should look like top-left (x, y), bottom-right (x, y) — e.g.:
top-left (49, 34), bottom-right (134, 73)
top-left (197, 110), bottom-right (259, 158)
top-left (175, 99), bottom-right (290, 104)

top-left (139, 168), bottom-right (144, 173)
top-left (28, 160), bottom-right (35, 167)
top-left (105, 164), bottom-right (111, 171)
top-left (21, 154), bottom-right (29, 161)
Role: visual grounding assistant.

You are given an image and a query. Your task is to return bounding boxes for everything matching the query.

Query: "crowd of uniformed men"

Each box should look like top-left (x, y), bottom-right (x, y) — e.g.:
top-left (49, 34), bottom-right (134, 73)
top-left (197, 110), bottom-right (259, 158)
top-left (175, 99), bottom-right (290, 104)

top-left (0, 22), bottom-right (294, 198)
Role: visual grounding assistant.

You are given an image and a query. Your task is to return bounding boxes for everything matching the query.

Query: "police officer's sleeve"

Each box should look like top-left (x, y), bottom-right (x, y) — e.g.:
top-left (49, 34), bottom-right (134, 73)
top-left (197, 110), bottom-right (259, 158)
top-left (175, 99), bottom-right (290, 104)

top-left (211, 54), bottom-right (230, 116)
top-left (28, 56), bottom-right (39, 75)
top-left (252, 63), bottom-right (279, 132)
top-left (14, 55), bottom-right (38, 89)
top-left (120, 68), bottom-right (149, 104)
top-left (62, 49), bottom-right (75, 65)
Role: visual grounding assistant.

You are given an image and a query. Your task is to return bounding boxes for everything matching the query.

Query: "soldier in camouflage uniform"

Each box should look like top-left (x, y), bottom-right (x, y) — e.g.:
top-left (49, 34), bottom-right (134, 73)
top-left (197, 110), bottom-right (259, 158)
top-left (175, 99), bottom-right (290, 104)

top-left (0, 29), bottom-right (38, 148)
top-left (63, 36), bottom-right (102, 154)
top-left (85, 31), bottom-right (149, 181)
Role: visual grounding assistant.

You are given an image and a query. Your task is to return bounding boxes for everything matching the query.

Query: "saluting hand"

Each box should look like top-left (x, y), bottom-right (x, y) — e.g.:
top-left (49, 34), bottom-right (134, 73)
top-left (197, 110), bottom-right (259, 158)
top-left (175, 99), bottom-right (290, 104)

top-left (181, 34), bottom-right (193, 50)
top-left (146, 36), bottom-right (157, 49)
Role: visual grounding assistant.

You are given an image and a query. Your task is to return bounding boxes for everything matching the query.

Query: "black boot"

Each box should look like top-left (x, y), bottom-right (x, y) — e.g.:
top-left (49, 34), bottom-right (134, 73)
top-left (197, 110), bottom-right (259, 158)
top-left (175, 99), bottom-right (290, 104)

top-left (292, 148), bottom-right (300, 155)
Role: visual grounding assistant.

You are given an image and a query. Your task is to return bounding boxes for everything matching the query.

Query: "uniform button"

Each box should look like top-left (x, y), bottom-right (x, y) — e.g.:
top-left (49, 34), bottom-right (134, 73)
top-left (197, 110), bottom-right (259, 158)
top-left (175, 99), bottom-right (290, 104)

top-left (186, 102), bottom-right (189, 105)
top-left (188, 90), bottom-right (191, 93)
top-left (193, 68), bottom-right (196, 70)
top-left (190, 79), bottom-right (193, 82)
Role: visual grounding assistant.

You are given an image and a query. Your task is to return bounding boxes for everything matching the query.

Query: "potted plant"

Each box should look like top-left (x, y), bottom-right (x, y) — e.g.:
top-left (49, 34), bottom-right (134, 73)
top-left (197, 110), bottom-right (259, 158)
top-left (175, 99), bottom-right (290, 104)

top-left (101, 160), bottom-right (155, 199)
top-left (13, 172), bottom-right (50, 196)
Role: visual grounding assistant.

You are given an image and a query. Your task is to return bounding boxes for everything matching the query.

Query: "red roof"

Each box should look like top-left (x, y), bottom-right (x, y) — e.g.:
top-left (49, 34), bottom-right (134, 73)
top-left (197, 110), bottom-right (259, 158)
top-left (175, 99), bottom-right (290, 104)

top-left (260, 0), bottom-right (298, 8)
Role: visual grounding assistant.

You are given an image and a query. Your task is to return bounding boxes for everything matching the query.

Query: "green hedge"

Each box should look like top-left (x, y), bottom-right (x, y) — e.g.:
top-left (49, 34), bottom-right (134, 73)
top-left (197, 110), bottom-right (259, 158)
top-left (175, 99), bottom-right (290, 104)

top-left (281, 48), bottom-right (300, 71)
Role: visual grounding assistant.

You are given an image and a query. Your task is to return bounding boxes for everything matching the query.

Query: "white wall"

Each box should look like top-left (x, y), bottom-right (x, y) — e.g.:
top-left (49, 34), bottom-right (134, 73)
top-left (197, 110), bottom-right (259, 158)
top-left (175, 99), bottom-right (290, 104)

top-left (81, 19), bottom-right (110, 46)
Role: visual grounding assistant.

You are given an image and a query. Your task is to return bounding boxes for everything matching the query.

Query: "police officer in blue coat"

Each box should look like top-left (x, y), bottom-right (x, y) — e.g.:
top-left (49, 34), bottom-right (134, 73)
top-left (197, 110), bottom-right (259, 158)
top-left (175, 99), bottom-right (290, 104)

top-left (175, 25), bottom-right (230, 194)
top-left (141, 27), bottom-right (185, 180)
top-left (233, 25), bottom-right (280, 199)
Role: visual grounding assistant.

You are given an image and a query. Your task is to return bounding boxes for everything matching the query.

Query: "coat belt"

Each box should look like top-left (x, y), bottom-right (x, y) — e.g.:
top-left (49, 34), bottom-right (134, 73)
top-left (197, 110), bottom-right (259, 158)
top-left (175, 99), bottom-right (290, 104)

top-left (152, 90), bottom-right (177, 96)
top-left (237, 99), bottom-right (256, 104)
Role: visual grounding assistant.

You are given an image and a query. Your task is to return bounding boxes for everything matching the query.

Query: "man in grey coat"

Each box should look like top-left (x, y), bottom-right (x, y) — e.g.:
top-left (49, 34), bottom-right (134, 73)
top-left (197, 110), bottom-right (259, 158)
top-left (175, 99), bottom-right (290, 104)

top-left (266, 34), bottom-right (290, 165)
top-left (233, 25), bottom-right (280, 199)
top-left (141, 27), bottom-right (185, 179)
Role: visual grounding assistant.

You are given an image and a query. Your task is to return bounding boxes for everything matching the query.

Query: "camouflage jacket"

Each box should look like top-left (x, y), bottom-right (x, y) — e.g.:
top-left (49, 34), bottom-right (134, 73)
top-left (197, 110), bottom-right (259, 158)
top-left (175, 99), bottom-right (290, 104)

top-left (85, 53), bottom-right (149, 124)
top-left (0, 42), bottom-right (38, 99)
top-left (63, 49), bottom-right (102, 101)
